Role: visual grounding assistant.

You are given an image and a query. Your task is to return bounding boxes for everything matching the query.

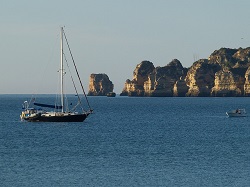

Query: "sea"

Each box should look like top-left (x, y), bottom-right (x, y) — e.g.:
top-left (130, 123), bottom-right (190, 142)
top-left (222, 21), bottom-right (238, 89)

top-left (0, 95), bottom-right (250, 187)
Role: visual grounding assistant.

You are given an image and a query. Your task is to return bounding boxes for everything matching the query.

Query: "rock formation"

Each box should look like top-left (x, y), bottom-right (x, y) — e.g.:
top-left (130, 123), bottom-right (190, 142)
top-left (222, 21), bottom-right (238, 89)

top-left (144, 59), bottom-right (188, 96)
top-left (185, 59), bottom-right (221, 96)
top-left (211, 69), bottom-right (242, 96)
top-left (244, 65), bottom-right (250, 96)
top-left (173, 78), bottom-right (189, 97)
top-left (120, 61), bottom-right (155, 96)
top-left (88, 73), bottom-right (114, 96)
top-left (121, 47), bottom-right (250, 97)
top-left (208, 48), bottom-right (249, 96)
top-left (121, 59), bottom-right (188, 96)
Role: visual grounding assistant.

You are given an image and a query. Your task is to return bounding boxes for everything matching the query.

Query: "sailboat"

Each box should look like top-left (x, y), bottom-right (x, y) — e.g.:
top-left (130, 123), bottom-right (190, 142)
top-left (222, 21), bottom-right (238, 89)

top-left (20, 27), bottom-right (93, 122)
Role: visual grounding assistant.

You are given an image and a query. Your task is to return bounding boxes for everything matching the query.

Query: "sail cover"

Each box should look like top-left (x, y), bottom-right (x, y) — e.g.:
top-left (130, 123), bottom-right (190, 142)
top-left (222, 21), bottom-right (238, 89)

top-left (34, 102), bottom-right (62, 109)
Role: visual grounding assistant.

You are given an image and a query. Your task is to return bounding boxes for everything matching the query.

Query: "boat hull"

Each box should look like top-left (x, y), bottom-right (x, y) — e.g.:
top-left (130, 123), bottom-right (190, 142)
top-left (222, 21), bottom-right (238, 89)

top-left (226, 109), bottom-right (247, 117)
top-left (226, 112), bottom-right (247, 117)
top-left (23, 112), bottom-right (91, 122)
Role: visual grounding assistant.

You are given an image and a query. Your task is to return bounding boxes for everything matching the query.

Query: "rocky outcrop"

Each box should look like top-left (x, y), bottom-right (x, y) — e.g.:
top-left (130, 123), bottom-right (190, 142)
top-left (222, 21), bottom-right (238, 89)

top-left (120, 59), bottom-right (188, 96)
top-left (208, 47), bottom-right (250, 96)
top-left (173, 78), bottom-right (189, 97)
top-left (88, 73), bottom-right (114, 96)
top-left (120, 61), bottom-right (155, 96)
top-left (244, 66), bottom-right (250, 96)
top-left (144, 59), bottom-right (188, 96)
top-left (185, 47), bottom-right (250, 96)
top-left (208, 48), bottom-right (238, 67)
top-left (211, 69), bottom-right (242, 96)
top-left (185, 59), bottom-right (221, 96)
top-left (121, 47), bottom-right (250, 97)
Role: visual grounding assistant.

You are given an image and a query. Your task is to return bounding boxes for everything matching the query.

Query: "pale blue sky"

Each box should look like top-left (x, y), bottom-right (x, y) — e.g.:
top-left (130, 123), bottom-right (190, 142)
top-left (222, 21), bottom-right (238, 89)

top-left (1, 0), bottom-right (250, 94)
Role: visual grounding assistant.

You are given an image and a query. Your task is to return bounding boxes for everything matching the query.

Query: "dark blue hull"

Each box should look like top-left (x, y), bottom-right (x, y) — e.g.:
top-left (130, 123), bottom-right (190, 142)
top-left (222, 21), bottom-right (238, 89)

top-left (24, 112), bottom-right (91, 122)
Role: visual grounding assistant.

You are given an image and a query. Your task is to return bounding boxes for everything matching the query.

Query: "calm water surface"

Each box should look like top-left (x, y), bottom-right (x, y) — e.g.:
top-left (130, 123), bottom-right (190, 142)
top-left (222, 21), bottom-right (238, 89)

top-left (0, 95), bottom-right (250, 187)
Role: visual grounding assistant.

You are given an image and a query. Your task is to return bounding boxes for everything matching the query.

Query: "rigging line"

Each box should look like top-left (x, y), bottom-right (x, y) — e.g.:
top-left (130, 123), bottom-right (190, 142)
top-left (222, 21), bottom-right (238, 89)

top-left (28, 95), bottom-right (36, 107)
top-left (63, 52), bottom-right (85, 112)
top-left (62, 28), bottom-right (92, 111)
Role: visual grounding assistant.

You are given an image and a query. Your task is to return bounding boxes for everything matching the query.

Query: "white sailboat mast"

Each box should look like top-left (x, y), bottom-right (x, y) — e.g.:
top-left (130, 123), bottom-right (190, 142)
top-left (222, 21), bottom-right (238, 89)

top-left (60, 27), bottom-right (64, 112)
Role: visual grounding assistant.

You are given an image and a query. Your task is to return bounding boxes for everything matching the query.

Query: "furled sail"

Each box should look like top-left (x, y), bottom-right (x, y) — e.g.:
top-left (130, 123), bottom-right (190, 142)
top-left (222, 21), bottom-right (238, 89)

top-left (34, 102), bottom-right (62, 109)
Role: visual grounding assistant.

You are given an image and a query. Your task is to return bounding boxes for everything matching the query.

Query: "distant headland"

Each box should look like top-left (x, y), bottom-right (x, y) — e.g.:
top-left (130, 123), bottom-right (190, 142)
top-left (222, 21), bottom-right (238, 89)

top-left (88, 47), bottom-right (250, 97)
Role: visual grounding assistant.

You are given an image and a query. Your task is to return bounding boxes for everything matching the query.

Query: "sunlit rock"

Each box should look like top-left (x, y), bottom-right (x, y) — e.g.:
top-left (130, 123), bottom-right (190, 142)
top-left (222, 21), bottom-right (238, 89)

top-left (88, 73), bottom-right (114, 96)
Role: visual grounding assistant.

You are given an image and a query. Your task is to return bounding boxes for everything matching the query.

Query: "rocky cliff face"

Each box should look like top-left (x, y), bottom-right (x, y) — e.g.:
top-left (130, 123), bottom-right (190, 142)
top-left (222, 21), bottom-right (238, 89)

top-left (121, 47), bottom-right (250, 97)
top-left (244, 66), bottom-right (250, 96)
top-left (208, 47), bottom-right (250, 96)
top-left (173, 78), bottom-right (189, 97)
top-left (211, 69), bottom-right (242, 96)
top-left (185, 59), bottom-right (221, 96)
top-left (144, 59), bottom-right (188, 96)
top-left (88, 73), bottom-right (114, 96)
top-left (120, 61), bottom-right (155, 96)
top-left (121, 59), bottom-right (188, 96)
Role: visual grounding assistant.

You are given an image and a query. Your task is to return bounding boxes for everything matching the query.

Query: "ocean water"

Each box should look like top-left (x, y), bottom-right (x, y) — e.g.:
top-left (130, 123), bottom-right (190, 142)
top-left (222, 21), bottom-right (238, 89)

top-left (0, 95), bottom-right (250, 187)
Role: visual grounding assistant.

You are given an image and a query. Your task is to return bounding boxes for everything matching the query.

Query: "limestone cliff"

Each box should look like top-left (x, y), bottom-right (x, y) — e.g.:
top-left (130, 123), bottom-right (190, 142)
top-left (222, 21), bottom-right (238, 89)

top-left (121, 47), bottom-right (250, 97)
top-left (244, 66), bottom-right (250, 96)
top-left (208, 48), bottom-right (238, 67)
top-left (144, 59), bottom-right (188, 96)
top-left (186, 47), bottom-right (250, 97)
top-left (120, 61), bottom-right (155, 96)
top-left (211, 69), bottom-right (242, 96)
top-left (208, 47), bottom-right (250, 96)
top-left (121, 59), bottom-right (188, 96)
top-left (185, 59), bottom-right (221, 96)
top-left (88, 73), bottom-right (114, 96)
top-left (173, 78), bottom-right (189, 97)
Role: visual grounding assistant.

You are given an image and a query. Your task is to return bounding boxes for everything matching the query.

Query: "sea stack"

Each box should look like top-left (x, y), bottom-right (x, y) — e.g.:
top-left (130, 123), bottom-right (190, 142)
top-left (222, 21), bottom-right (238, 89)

top-left (88, 73), bottom-right (114, 96)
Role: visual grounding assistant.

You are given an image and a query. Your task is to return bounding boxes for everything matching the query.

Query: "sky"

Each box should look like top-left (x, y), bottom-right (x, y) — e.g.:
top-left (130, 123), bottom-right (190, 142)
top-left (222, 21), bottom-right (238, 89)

top-left (1, 0), bottom-right (250, 94)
